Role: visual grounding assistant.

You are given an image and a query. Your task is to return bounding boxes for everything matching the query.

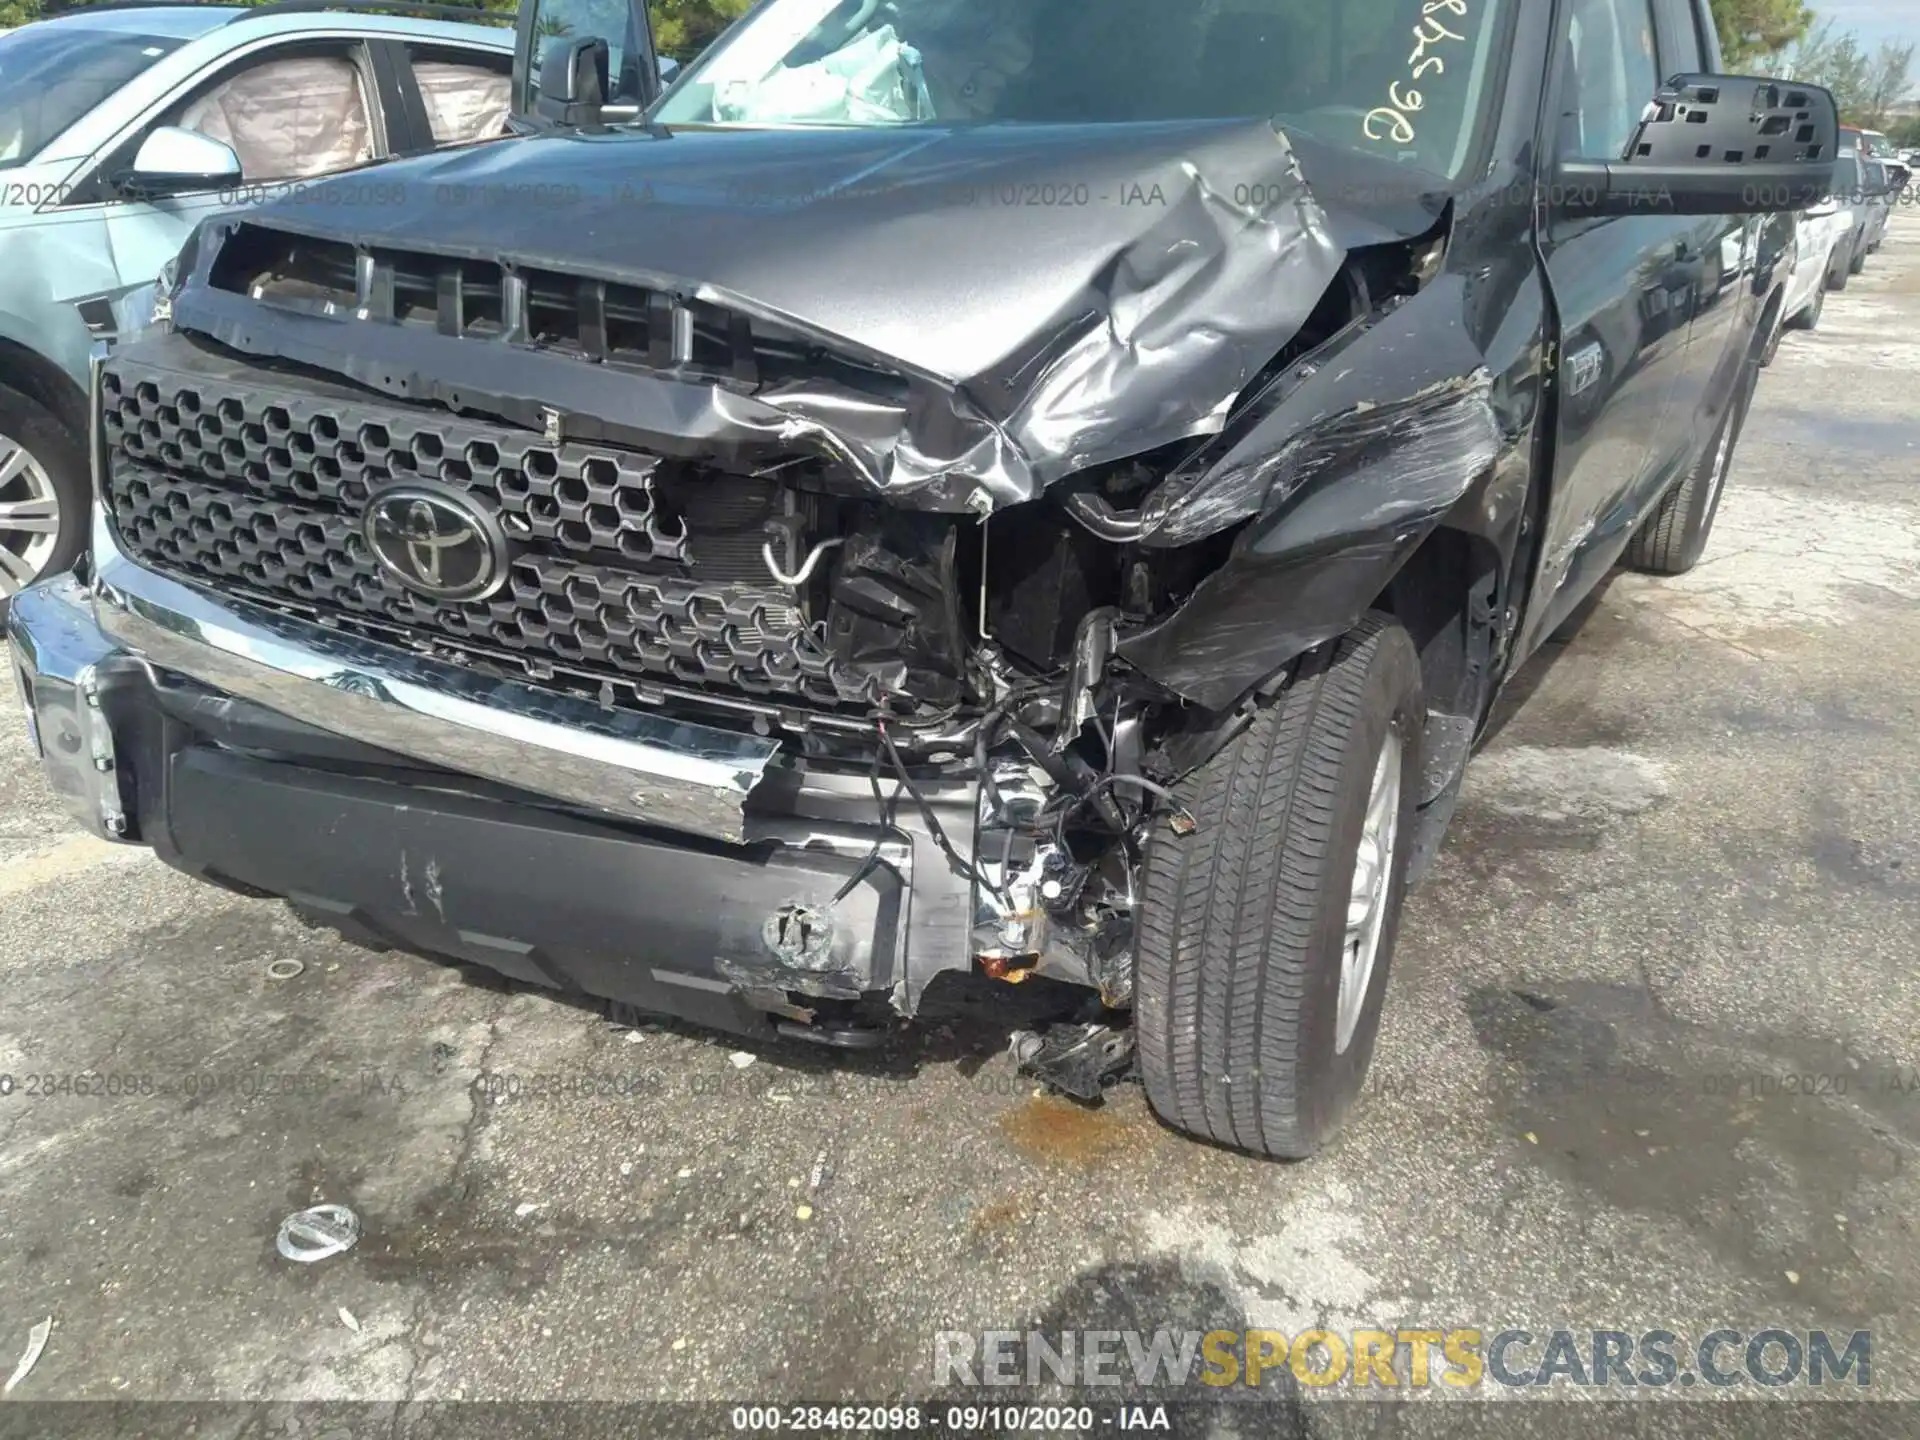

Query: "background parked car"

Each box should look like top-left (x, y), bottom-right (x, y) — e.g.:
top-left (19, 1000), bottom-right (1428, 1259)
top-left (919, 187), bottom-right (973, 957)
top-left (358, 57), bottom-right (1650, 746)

top-left (1860, 127), bottom-right (1910, 193)
top-left (1854, 157), bottom-right (1895, 267)
top-left (1823, 150), bottom-right (1880, 287)
top-left (1765, 192), bottom-right (1855, 361)
top-left (0, 2), bottom-right (514, 601)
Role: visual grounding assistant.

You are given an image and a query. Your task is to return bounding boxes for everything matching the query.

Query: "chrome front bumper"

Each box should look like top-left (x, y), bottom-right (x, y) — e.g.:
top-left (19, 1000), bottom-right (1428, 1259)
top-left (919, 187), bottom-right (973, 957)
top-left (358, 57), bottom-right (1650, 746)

top-left (10, 572), bottom-right (135, 842)
top-left (10, 513), bottom-right (783, 845)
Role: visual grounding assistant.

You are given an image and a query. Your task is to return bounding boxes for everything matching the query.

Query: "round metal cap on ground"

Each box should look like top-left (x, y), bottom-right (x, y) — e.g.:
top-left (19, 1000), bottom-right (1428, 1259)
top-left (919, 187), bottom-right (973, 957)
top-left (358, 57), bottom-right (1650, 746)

top-left (275, 1204), bottom-right (360, 1263)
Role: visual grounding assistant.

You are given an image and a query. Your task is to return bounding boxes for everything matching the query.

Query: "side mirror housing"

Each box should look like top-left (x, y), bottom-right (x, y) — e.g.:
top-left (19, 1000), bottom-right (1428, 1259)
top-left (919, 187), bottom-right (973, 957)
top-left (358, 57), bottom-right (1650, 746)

top-left (658, 54), bottom-right (681, 88)
top-left (1557, 76), bottom-right (1840, 219)
top-left (536, 35), bottom-right (610, 127)
top-left (116, 126), bottom-right (242, 198)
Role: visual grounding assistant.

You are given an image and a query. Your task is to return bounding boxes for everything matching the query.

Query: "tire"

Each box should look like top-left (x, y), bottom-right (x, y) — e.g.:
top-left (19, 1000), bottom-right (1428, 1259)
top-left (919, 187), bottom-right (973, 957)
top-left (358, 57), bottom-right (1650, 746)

top-left (1760, 309), bottom-right (1783, 366)
top-left (1135, 616), bottom-right (1423, 1160)
top-left (1624, 361), bottom-right (1755, 576)
top-left (0, 381), bottom-right (88, 607)
top-left (1850, 242), bottom-right (1867, 275)
top-left (1785, 280), bottom-right (1826, 332)
top-left (1828, 244), bottom-right (1853, 291)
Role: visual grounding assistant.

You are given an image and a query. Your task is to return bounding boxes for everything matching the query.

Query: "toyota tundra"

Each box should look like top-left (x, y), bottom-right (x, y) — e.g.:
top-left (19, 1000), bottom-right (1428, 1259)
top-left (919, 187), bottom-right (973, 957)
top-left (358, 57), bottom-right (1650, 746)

top-left (9, 0), bottom-right (1838, 1158)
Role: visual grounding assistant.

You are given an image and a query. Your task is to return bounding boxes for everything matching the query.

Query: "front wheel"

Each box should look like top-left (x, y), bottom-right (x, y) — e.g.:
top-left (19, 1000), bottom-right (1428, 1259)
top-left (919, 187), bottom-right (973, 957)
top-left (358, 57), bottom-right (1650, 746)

top-left (1828, 243), bottom-right (1854, 291)
top-left (0, 382), bottom-right (88, 606)
top-left (1135, 616), bottom-right (1423, 1160)
top-left (1785, 279), bottom-right (1827, 333)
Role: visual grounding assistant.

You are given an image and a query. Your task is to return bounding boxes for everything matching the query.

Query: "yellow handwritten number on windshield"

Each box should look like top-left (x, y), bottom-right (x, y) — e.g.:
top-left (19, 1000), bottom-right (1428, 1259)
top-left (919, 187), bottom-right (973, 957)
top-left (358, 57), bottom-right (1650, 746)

top-left (1365, 0), bottom-right (1470, 147)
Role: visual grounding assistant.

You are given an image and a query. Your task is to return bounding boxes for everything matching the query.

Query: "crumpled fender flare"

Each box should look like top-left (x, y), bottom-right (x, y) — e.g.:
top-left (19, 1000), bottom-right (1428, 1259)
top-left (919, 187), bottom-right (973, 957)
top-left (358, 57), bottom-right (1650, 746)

top-left (1115, 279), bottom-right (1512, 710)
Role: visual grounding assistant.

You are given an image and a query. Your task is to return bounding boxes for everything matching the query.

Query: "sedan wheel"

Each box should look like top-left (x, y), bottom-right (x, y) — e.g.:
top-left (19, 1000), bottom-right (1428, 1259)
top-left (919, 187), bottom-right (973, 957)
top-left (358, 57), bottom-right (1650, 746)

top-left (0, 430), bottom-right (62, 597)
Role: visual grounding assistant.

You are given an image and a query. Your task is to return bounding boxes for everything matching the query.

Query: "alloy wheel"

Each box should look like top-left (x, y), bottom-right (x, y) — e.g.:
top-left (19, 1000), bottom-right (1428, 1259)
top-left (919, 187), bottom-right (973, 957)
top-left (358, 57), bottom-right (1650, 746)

top-left (1337, 731), bottom-right (1403, 1055)
top-left (0, 431), bottom-right (61, 596)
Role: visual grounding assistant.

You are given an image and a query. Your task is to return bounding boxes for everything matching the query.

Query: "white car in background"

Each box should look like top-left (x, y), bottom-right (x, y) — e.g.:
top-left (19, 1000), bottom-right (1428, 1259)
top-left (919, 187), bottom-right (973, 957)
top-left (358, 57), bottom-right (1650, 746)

top-left (1765, 192), bottom-right (1855, 362)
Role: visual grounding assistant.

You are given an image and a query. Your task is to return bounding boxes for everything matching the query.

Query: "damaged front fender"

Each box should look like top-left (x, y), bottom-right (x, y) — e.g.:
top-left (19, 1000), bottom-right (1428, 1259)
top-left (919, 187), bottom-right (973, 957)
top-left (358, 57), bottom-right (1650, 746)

top-left (1114, 278), bottom-right (1509, 708)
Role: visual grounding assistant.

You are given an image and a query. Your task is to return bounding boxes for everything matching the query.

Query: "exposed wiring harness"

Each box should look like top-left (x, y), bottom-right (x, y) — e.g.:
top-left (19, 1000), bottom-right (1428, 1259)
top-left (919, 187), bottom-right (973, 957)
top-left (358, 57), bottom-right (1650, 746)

top-left (835, 688), bottom-right (1198, 916)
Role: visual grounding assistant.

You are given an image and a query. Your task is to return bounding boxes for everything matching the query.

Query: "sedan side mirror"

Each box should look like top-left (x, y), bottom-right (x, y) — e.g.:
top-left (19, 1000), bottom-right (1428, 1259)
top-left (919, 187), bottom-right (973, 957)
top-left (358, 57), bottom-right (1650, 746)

top-left (536, 35), bottom-right (609, 127)
top-left (1558, 76), bottom-right (1840, 218)
top-left (117, 126), bottom-right (242, 198)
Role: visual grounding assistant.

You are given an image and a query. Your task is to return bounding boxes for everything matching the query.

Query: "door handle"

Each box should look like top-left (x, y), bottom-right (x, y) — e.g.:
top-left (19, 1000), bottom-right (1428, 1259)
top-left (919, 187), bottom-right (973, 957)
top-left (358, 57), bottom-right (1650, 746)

top-left (1673, 239), bottom-right (1693, 261)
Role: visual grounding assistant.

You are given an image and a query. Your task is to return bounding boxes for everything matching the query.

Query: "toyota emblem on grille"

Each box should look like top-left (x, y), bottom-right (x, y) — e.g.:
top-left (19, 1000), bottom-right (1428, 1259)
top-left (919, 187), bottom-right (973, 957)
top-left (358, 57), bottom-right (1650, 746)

top-left (363, 484), bottom-right (510, 602)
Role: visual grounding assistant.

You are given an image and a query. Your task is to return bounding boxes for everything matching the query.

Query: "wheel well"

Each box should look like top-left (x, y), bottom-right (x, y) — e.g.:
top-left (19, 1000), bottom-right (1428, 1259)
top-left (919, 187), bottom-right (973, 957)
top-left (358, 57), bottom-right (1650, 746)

top-left (0, 339), bottom-right (88, 439)
top-left (1373, 526), bottom-right (1501, 723)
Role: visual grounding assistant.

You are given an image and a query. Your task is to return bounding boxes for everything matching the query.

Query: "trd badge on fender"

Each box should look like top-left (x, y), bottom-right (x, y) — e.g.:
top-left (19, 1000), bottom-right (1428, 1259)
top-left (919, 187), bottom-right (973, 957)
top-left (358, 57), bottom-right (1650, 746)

top-left (363, 484), bottom-right (510, 603)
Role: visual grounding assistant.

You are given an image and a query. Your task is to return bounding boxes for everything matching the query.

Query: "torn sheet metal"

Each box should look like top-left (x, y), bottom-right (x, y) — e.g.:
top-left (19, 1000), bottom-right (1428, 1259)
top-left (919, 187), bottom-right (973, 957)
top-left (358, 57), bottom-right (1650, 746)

top-left (1116, 283), bottom-right (1508, 710)
top-left (165, 116), bottom-right (1351, 512)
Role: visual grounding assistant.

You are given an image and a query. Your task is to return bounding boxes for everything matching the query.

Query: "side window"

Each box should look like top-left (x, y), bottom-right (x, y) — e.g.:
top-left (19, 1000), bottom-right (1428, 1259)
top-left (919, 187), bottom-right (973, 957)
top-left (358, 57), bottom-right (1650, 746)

top-left (175, 50), bottom-right (374, 182)
top-left (524, 0), bottom-right (648, 111)
top-left (1557, 0), bottom-right (1660, 162)
top-left (409, 51), bottom-right (513, 145)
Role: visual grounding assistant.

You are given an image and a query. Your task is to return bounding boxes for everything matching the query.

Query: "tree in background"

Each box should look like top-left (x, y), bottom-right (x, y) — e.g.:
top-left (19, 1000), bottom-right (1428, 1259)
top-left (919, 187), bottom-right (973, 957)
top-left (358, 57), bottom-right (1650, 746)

top-left (1710, 0), bottom-right (1815, 70)
top-left (1862, 40), bottom-right (1918, 130)
top-left (1790, 21), bottom-right (1873, 113)
top-left (648, 0), bottom-right (751, 61)
top-left (1789, 20), bottom-right (1916, 127)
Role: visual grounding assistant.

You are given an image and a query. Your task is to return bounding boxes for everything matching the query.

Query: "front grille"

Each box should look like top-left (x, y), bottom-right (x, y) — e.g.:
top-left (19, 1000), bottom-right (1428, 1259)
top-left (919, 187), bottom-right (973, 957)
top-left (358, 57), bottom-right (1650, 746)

top-left (101, 356), bottom-right (872, 713)
top-left (206, 222), bottom-right (911, 399)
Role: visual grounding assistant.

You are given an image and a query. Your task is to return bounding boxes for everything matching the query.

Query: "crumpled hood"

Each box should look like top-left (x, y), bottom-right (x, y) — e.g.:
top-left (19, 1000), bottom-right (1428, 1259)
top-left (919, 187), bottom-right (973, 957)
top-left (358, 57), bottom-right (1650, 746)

top-left (169, 119), bottom-right (1436, 508)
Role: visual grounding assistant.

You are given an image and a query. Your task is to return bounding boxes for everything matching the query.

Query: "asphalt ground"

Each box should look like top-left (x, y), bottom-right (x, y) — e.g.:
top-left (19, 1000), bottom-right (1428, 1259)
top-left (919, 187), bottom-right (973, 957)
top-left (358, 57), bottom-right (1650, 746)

top-left (1, 213), bottom-right (1917, 1438)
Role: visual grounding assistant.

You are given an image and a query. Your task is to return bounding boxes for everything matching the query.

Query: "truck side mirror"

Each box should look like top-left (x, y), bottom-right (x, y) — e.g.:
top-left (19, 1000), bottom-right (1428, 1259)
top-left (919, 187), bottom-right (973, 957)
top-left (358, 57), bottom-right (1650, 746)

top-left (537, 35), bottom-right (610, 127)
top-left (1558, 76), bottom-right (1841, 218)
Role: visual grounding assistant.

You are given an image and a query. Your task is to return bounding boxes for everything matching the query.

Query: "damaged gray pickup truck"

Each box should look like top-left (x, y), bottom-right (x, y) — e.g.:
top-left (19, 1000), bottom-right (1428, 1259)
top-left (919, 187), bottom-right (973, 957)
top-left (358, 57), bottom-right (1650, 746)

top-left (11, 0), bottom-right (1839, 1159)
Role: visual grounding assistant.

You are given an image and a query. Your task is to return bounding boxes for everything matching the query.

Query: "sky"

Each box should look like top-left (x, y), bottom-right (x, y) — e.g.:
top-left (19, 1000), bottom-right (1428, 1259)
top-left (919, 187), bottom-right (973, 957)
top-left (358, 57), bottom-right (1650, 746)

top-left (1813, 0), bottom-right (1917, 50)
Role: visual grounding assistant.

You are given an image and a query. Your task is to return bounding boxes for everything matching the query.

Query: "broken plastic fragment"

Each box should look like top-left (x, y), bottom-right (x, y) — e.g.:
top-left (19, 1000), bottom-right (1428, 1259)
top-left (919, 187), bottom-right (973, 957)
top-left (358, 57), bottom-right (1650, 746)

top-left (727, 1051), bottom-right (756, 1070)
top-left (275, 1204), bottom-right (360, 1263)
top-left (338, 1307), bottom-right (361, 1333)
top-left (4, 1317), bottom-right (51, 1395)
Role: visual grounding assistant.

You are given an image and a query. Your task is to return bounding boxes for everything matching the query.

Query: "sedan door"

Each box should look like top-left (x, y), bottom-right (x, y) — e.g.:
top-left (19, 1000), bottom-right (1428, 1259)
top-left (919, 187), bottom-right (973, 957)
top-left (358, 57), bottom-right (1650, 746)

top-left (46, 34), bottom-right (389, 336)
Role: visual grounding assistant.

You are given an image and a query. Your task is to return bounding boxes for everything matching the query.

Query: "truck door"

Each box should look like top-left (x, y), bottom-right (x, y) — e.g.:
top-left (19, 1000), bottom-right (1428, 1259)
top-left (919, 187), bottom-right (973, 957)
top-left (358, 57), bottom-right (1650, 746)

top-left (1526, 0), bottom-right (1700, 646)
top-left (1657, 0), bottom-right (1755, 478)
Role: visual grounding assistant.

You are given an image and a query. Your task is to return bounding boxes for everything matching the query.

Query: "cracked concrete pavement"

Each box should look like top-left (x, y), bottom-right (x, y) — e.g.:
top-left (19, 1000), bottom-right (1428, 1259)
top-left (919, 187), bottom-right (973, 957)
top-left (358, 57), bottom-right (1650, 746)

top-left (0, 214), bottom-right (1916, 1427)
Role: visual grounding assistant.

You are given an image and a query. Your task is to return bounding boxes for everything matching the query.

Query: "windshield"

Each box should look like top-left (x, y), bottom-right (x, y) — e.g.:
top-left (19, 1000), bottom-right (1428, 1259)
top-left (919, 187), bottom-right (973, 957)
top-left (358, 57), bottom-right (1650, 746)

top-left (654, 0), bottom-right (1508, 179)
top-left (0, 25), bottom-right (186, 171)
